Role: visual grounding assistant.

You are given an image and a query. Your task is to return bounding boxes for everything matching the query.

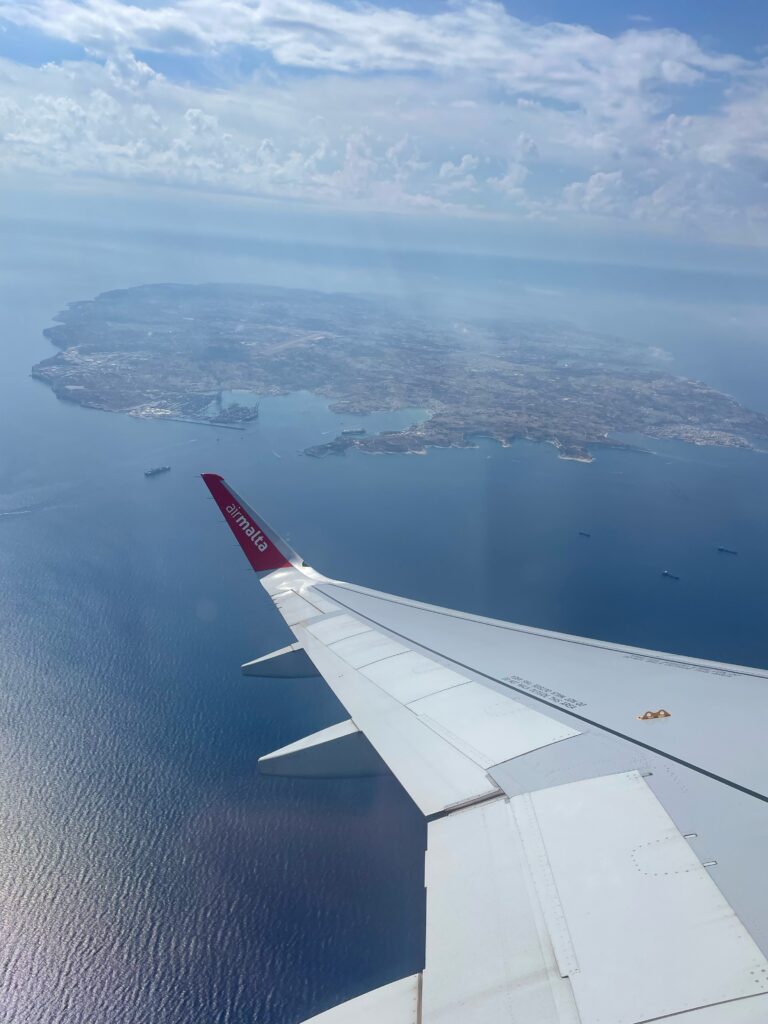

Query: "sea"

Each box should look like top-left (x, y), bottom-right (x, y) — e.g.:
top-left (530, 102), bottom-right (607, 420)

top-left (1, 216), bottom-right (767, 1023)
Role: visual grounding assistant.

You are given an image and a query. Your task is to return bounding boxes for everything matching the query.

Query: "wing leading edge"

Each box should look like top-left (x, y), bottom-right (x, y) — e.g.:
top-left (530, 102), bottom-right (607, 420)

top-left (202, 474), bottom-right (768, 1024)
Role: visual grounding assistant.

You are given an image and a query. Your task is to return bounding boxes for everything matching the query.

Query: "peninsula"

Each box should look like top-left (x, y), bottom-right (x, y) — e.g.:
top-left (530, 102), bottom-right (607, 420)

top-left (32, 283), bottom-right (768, 461)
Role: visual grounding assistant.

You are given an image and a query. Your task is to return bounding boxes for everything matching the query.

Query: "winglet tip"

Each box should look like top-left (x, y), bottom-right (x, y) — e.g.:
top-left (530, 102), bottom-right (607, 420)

top-left (201, 472), bottom-right (299, 573)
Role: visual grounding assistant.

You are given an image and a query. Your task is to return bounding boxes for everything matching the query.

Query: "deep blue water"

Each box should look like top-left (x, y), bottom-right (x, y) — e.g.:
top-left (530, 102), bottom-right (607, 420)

top-left (1, 222), bottom-right (768, 1022)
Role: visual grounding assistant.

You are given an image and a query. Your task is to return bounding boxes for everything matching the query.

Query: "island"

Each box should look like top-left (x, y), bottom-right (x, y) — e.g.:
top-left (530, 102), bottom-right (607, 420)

top-left (32, 282), bottom-right (768, 461)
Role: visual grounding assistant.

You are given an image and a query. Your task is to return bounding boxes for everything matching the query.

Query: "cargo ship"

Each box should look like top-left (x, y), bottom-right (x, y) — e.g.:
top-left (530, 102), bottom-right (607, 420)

top-left (144, 466), bottom-right (171, 478)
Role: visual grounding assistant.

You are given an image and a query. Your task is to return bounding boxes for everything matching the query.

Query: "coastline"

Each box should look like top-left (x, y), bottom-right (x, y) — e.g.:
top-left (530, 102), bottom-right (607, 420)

top-left (33, 282), bottom-right (768, 467)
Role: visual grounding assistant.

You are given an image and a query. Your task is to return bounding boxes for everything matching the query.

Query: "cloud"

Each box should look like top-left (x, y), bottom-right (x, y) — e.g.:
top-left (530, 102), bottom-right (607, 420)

top-left (515, 133), bottom-right (538, 160)
top-left (0, 0), bottom-right (765, 243)
top-left (562, 170), bottom-right (627, 214)
top-left (0, 57), bottom-right (466, 212)
top-left (437, 153), bottom-right (479, 192)
top-left (0, 0), bottom-right (743, 87)
top-left (439, 155), bottom-right (479, 179)
top-left (489, 162), bottom-right (528, 198)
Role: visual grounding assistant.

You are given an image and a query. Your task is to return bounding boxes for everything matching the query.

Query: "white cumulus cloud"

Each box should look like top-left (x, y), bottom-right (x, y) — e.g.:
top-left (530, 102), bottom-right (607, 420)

top-left (0, 0), bottom-right (764, 242)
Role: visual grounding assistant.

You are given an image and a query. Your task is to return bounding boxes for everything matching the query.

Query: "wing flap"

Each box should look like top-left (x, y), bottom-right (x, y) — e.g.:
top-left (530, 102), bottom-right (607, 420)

top-left (262, 572), bottom-right (584, 816)
top-left (300, 975), bottom-right (420, 1023)
top-left (409, 680), bottom-right (578, 770)
top-left (305, 613), bottom-right (370, 645)
top-left (423, 797), bottom-right (579, 1024)
top-left (329, 630), bottom-right (408, 669)
top-left (518, 771), bottom-right (768, 1024)
top-left (360, 651), bottom-right (468, 703)
top-left (296, 620), bottom-right (499, 817)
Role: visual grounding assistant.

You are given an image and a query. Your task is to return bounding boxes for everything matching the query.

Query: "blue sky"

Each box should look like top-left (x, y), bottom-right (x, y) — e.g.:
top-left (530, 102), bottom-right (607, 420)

top-left (0, 0), bottom-right (766, 259)
top-left (503, 1), bottom-right (767, 56)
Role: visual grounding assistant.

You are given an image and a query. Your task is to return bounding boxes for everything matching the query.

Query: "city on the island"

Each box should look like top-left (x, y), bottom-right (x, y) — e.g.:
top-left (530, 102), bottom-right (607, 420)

top-left (32, 283), bottom-right (768, 462)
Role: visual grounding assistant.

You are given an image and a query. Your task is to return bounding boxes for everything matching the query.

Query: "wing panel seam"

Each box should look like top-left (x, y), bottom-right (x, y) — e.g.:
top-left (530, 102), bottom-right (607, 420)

top-left (318, 587), bottom-right (768, 805)
top-left (512, 793), bottom-right (580, 979)
top-left (316, 583), bottom-right (768, 680)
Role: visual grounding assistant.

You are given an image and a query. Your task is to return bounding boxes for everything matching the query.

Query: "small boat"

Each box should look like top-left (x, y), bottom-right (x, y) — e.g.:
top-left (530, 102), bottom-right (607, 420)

top-left (144, 465), bottom-right (171, 478)
top-left (717, 546), bottom-right (738, 555)
top-left (661, 569), bottom-right (679, 580)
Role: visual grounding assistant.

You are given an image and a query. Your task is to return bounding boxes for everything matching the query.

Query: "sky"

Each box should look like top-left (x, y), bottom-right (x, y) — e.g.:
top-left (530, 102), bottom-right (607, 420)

top-left (0, 0), bottom-right (766, 263)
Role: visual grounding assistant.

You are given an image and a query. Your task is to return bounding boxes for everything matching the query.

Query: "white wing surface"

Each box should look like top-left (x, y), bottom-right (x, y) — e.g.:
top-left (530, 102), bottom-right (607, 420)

top-left (202, 474), bottom-right (768, 1024)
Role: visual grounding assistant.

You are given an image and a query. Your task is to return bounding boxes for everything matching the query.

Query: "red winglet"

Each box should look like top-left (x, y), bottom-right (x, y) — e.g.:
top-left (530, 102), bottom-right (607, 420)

top-left (202, 473), bottom-right (298, 573)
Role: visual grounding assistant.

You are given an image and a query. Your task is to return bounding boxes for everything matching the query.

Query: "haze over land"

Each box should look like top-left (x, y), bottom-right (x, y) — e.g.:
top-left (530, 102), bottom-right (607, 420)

top-left (33, 283), bottom-right (768, 462)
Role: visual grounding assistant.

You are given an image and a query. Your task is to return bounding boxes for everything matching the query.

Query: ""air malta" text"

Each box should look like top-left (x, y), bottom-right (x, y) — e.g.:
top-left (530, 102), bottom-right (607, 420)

top-left (226, 503), bottom-right (269, 552)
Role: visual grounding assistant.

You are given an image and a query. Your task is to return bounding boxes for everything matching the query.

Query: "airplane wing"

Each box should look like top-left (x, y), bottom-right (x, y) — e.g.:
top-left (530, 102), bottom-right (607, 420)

top-left (202, 473), bottom-right (768, 1024)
